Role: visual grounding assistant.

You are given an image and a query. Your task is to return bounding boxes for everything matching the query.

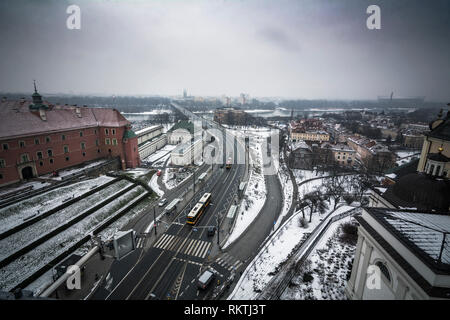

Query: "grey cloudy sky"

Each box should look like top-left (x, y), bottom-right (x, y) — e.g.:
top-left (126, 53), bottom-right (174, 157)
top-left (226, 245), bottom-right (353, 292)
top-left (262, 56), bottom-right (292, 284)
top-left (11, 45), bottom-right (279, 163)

top-left (0, 0), bottom-right (449, 101)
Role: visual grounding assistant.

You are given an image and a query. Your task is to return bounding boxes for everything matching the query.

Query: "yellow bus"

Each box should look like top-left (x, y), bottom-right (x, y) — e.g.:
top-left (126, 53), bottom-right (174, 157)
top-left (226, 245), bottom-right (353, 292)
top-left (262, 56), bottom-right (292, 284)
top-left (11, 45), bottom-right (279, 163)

top-left (186, 193), bottom-right (211, 225)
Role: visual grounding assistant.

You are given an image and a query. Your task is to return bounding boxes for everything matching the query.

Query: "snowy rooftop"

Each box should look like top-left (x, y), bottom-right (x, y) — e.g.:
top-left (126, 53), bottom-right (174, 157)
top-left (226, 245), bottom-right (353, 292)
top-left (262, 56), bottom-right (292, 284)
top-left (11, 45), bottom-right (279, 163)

top-left (366, 208), bottom-right (450, 269)
top-left (135, 125), bottom-right (162, 136)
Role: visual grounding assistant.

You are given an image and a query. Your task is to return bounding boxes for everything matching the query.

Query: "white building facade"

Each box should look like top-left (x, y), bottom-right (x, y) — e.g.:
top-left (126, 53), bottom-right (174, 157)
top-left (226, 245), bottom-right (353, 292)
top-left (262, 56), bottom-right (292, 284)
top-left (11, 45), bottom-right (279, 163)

top-left (345, 207), bottom-right (450, 300)
top-left (170, 139), bottom-right (203, 166)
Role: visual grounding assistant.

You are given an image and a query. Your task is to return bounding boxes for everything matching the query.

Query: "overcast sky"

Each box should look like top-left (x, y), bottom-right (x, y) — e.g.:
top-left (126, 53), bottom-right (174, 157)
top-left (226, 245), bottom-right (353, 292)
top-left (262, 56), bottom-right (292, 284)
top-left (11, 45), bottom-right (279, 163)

top-left (0, 0), bottom-right (449, 101)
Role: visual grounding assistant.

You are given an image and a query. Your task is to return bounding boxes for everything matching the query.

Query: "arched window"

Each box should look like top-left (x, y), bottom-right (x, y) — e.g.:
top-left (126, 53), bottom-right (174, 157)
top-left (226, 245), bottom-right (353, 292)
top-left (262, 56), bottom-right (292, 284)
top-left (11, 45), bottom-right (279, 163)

top-left (375, 261), bottom-right (391, 283)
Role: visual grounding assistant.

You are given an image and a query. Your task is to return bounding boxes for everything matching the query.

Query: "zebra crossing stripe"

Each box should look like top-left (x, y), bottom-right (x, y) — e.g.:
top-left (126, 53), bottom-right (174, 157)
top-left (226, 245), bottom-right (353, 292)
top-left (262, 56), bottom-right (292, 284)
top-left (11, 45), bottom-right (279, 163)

top-left (200, 243), bottom-right (211, 258)
top-left (186, 239), bottom-right (200, 256)
top-left (182, 239), bottom-right (195, 255)
top-left (198, 241), bottom-right (210, 258)
top-left (154, 233), bottom-right (169, 248)
top-left (171, 237), bottom-right (184, 251)
top-left (160, 235), bottom-right (175, 250)
top-left (167, 237), bottom-right (181, 250)
top-left (193, 241), bottom-right (206, 257)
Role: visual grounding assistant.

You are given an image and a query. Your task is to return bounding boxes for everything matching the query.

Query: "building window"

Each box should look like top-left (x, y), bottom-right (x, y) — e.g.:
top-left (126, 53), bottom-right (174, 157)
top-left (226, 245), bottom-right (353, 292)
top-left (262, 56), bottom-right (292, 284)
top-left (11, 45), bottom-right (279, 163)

top-left (97, 149), bottom-right (100, 153)
top-left (81, 142), bottom-right (86, 150)
top-left (62, 134), bottom-right (66, 141)
top-left (337, 156), bottom-right (340, 160)
top-left (105, 129), bottom-right (109, 135)
top-left (112, 138), bottom-right (117, 146)
top-left (95, 139), bottom-right (99, 147)
top-left (46, 136), bottom-right (51, 143)
top-left (112, 129), bottom-right (116, 135)
top-left (47, 149), bottom-right (53, 157)
top-left (94, 129), bottom-right (97, 135)
top-left (39, 161), bottom-right (43, 166)
top-left (37, 151), bottom-right (43, 159)
top-left (0, 159), bottom-right (5, 168)
top-left (63, 145), bottom-right (69, 153)
top-left (82, 152), bottom-right (86, 157)
top-left (19, 140), bottom-right (25, 148)
top-left (2, 143), bottom-right (8, 151)
top-left (49, 158), bottom-right (54, 164)
top-left (79, 131), bottom-right (83, 137)
top-left (20, 153), bottom-right (29, 163)
top-left (34, 138), bottom-right (40, 145)
top-left (65, 156), bottom-right (70, 161)
top-left (0, 173), bottom-right (3, 179)
top-left (105, 138), bottom-right (110, 145)
top-left (375, 261), bottom-right (391, 283)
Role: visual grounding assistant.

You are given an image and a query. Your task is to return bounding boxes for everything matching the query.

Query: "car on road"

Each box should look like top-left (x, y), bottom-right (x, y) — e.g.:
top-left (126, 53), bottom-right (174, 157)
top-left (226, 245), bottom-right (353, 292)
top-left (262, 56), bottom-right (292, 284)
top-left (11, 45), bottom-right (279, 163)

top-left (207, 226), bottom-right (216, 237)
top-left (158, 198), bottom-right (167, 207)
top-left (197, 269), bottom-right (215, 290)
top-left (156, 170), bottom-right (162, 176)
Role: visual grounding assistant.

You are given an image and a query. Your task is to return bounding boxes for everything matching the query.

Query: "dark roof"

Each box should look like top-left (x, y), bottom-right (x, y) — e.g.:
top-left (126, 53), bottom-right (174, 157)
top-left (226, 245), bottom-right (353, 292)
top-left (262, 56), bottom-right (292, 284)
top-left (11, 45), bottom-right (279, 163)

top-left (356, 212), bottom-right (450, 299)
top-left (428, 152), bottom-right (450, 162)
top-left (169, 120), bottom-right (194, 135)
top-left (383, 172), bottom-right (450, 211)
top-left (427, 115), bottom-right (450, 141)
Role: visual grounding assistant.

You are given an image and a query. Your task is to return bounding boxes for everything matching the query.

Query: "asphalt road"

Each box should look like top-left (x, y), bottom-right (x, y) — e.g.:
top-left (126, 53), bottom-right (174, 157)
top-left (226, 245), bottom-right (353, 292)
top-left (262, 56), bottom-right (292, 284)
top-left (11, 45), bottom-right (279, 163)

top-left (91, 102), bottom-right (282, 300)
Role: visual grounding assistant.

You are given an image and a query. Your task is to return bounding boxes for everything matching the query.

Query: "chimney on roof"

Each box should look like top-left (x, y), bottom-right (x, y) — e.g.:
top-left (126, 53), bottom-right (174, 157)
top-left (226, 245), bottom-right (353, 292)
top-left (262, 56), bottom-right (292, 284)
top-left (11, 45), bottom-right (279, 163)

top-left (75, 106), bottom-right (81, 118)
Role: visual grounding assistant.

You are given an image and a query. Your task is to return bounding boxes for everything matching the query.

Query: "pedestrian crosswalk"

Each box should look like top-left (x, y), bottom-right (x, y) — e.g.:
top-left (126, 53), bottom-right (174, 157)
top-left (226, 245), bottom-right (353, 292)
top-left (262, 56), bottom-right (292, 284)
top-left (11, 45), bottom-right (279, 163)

top-left (215, 253), bottom-right (243, 272)
top-left (153, 233), bottom-right (211, 259)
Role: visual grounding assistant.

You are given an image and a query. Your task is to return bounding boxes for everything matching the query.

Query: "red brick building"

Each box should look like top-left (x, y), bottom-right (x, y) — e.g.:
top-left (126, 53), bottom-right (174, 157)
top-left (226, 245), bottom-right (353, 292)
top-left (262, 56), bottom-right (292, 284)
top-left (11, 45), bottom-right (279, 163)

top-left (0, 89), bottom-right (140, 186)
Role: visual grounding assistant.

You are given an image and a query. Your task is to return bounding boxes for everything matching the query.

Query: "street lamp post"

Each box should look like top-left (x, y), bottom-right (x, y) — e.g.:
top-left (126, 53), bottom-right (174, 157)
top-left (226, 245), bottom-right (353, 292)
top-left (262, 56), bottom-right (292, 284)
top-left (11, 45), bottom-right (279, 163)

top-left (217, 215), bottom-right (220, 246)
top-left (153, 206), bottom-right (157, 236)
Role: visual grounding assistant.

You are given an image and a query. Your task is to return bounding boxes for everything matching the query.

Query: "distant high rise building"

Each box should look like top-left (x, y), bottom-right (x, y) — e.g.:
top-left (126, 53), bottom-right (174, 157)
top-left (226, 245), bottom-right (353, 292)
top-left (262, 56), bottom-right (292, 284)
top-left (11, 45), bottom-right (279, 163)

top-left (183, 89), bottom-right (187, 98)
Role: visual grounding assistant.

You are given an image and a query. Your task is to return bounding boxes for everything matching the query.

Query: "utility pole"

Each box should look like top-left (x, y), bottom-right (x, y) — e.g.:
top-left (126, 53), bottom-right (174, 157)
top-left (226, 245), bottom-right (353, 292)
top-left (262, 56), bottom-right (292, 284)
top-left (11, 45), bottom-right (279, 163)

top-left (217, 215), bottom-right (220, 246)
top-left (193, 167), bottom-right (195, 193)
top-left (153, 206), bottom-right (157, 236)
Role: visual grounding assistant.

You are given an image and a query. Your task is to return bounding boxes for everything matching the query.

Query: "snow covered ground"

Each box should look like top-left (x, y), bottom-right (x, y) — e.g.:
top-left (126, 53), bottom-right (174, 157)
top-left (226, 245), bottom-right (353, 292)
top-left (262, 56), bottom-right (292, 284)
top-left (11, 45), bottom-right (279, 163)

top-left (40, 159), bottom-right (109, 181)
top-left (0, 181), bottom-right (51, 197)
top-left (163, 166), bottom-right (196, 190)
top-left (149, 173), bottom-right (164, 197)
top-left (280, 215), bottom-right (357, 300)
top-left (395, 150), bottom-right (420, 166)
top-left (0, 180), bottom-right (133, 261)
top-left (274, 157), bottom-right (294, 231)
top-left (25, 192), bottom-right (154, 296)
top-left (143, 144), bottom-right (176, 164)
top-left (228, 201), bottom-right (357, 300)
top-left (0, 175), bottom-right (115, 234)
top-left (0, 185), bottom-right (145, 292)
top-left (222, 134), bottom-right (267, 249)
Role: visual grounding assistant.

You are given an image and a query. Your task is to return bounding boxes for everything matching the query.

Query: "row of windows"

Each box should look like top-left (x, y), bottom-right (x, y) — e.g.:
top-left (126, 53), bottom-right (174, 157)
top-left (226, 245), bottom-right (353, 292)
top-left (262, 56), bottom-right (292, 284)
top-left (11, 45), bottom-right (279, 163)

top-left (105, 138), bottom-right (118, 146)
top-left (104, 128), bottom-right (116, 135)
top-left (0, 128), bottom-right (120, 151)
top-left (0, 148), bottom-right (107, 170)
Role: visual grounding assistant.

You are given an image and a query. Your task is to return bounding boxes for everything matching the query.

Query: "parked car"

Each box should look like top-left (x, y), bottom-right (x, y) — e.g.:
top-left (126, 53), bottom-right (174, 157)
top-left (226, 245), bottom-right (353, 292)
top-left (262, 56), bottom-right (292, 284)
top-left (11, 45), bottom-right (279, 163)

top-left (158, 198), bottom-right (167, 207)
top-left (207, 226), bottom-right (216, 237)
top-left (197, 269), bottom-right (215, 290)
top-left (156, 170), bottom-right (162, 176)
